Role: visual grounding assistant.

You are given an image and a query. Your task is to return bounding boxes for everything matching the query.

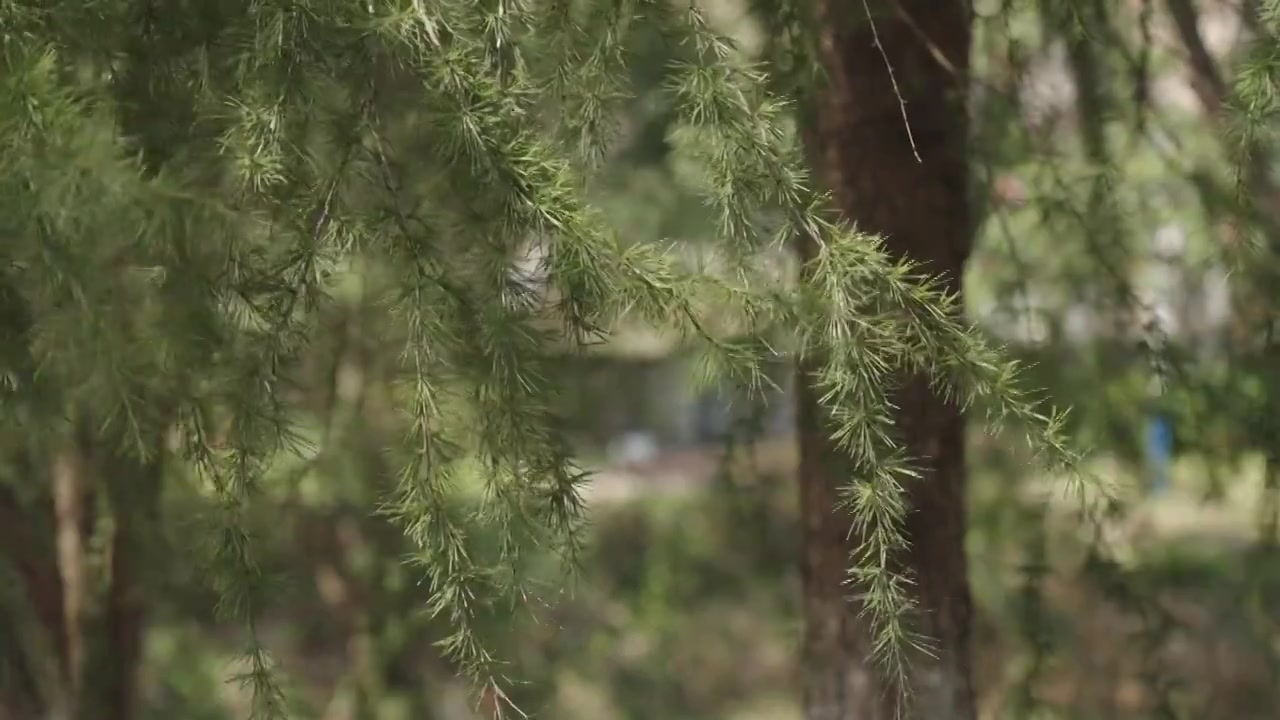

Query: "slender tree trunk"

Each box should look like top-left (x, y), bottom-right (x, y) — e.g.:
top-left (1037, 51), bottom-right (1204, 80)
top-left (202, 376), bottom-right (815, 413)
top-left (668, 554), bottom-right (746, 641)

top-left (0, 473), bottom-right (69, 716)
top-left (798, 2), bottom-right (975, 718)
top-left (0, 438), bottom-right (162, 720)
top-left (50, 443), bottom-right (91, 720)
top-left (94, 450), bottom-right (163, 720)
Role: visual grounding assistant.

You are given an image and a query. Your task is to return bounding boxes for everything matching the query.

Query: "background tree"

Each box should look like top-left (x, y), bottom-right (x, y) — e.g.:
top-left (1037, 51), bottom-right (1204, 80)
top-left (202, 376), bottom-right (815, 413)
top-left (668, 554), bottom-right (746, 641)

top-left (799, 1), bottom-right (977, 718)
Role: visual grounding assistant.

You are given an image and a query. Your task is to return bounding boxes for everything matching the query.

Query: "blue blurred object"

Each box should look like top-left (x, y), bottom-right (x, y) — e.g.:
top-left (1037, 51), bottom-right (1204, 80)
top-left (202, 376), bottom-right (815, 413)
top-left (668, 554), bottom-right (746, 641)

top-left (1146, 413), bottom-right (1173, 495)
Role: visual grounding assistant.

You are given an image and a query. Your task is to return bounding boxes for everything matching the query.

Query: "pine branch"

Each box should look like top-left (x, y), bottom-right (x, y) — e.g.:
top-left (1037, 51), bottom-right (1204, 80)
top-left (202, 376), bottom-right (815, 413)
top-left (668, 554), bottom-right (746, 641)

top-left (0, 1), bottom-right (1108, 713)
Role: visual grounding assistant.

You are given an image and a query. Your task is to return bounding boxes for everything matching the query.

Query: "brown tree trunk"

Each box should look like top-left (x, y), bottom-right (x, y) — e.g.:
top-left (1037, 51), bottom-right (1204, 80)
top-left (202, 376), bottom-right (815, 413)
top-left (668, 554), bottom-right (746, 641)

top-left (0, 476), bottom-right (69, 716)
top-left (798, 2), bottom-right (975, 719)
top-left (0, 440), bottom-right (161, 720)
top-left (95, 450), bottom-right (163, 720)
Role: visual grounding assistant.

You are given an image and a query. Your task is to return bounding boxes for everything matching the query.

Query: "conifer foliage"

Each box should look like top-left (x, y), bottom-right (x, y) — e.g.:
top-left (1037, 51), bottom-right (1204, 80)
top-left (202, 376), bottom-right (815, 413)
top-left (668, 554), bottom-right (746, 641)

top-left (0, 0), bottom-right (1084, 715)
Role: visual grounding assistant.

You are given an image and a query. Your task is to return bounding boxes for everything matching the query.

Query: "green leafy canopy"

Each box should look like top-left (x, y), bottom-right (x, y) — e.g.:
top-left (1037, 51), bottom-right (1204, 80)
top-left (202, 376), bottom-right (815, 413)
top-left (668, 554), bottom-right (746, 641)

top-left (0, 0), bottom-right (1092, 714)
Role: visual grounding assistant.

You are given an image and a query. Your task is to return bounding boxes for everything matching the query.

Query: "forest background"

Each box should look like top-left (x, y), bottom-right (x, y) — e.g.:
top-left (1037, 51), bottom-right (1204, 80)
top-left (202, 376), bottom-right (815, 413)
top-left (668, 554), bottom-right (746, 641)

top-left (2, 0), bottom-right (1280, 719)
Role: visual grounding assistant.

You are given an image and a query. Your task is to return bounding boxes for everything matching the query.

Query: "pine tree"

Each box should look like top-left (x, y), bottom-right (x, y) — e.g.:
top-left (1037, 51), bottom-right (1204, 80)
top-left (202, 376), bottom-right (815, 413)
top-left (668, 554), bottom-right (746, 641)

top-left (0, 0), bottom-right (1085, 717)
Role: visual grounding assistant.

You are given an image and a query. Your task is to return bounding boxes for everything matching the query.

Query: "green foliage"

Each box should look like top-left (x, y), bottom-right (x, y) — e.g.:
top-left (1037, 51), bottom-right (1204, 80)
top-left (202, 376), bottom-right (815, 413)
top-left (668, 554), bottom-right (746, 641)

top-left (0, 0), bottom-right (1091, 714)
top-left (959, 1), bottom-right (1280, 714)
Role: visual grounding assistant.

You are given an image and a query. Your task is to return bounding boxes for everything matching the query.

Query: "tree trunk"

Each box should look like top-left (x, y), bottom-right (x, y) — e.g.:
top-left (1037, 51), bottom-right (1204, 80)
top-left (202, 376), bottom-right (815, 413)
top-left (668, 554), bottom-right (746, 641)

top-left (0, 440), bottom-right (161, 720)
top-left (50, 443), bottom-right (92, 720)
top-left (0, 475), bottom-right (69, 716)
top-left (798, 2), bottom-right (975, 719)
top-left (93, 450), bottom-right (163, 720)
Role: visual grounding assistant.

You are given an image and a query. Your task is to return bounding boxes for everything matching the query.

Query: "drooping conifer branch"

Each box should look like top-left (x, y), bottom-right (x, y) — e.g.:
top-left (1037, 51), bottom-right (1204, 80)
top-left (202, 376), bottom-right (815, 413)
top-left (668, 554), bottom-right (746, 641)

top-left (0, 0), bottom-right (1101, 714)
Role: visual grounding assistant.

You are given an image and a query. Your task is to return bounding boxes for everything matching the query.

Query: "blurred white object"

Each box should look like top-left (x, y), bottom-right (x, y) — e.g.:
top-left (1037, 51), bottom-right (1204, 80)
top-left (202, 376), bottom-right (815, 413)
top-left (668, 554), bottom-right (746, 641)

top-left (1152, 224), bottom-right (1186, 260)
top-left (607, 431), bottom-right (659, 467)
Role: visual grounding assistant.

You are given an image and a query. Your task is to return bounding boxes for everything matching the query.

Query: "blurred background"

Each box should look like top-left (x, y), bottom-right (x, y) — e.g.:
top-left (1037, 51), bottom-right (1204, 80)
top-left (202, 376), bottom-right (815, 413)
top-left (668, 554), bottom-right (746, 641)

top-left (6, 0), bottom-right (1280, 718)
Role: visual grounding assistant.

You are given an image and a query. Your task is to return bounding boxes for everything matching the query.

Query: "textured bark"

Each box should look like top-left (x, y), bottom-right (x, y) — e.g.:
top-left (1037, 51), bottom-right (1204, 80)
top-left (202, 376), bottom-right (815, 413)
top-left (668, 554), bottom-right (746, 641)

top-left (799, 1), bottom-right (975, 719)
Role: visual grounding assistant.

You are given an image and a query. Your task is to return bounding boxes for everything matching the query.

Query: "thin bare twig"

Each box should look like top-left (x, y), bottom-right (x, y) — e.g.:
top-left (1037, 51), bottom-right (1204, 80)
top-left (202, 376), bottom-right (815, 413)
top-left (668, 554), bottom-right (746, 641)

top-left (862, 0), bottom-right (922, 162)
top-left (892, 1), bottom-right (960, 77)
